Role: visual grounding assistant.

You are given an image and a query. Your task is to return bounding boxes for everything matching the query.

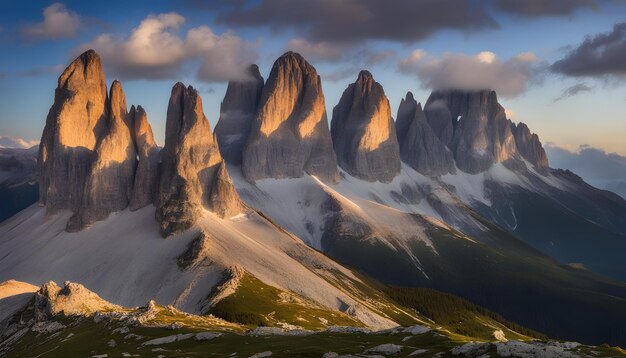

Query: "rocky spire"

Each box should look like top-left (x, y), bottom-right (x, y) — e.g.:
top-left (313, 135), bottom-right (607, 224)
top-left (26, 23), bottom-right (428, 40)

top-left (38, 49), bottom-right (108, 213)
top-left (67, 80), bottom-right (138, 231)
top-left (330, 70), bottom-right (400, 182)
top-left (242, 51), bottom-right (338, 183)
top-left (511, 121), bottom-right (549, 171)
top-left (129, 105), bottom-right (159, 210)
top-left (396, 92), bottom-right (455, 176)
top-left (424, 90), bottom-right (518, 174)
top-left (214, 64), bottom-right (264, 165)
top-left (156, 83), bottom-right (242, 237)
top-left (395, 91), bottom-right (417, 145)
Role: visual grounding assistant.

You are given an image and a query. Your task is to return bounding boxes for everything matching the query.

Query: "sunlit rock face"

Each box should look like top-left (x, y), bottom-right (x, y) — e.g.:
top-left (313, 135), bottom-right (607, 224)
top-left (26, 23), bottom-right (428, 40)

top-left (215, 64), bottom-right (264, 165)
top-left (67, 81), bottom-right (138, 231)
top-left (156, 83), bottom-right (242, 237)
top-left (129, 105), bottom-right (159, 211)
top-left (38, 50), bottom-right (108, 213)
top-left (424, 90), bottom-right (518, 174)
top-left (396, 92), bottom-right (455, 177)
top-left (242, 51), bottom-right (338, 183)
top-left (511, 121), bottom-right (549, 171)
top-left (330, 70), bottom-right (400, 182)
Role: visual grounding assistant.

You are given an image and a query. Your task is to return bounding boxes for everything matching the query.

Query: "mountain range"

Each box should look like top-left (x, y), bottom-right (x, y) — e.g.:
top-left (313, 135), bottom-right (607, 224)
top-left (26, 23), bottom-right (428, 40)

top-left (1, 49), bottom-right (626, 355)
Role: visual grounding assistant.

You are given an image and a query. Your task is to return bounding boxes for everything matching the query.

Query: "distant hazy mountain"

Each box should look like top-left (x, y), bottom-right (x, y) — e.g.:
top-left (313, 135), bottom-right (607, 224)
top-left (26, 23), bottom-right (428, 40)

top-left (545, 143), bottom-right (626, 199)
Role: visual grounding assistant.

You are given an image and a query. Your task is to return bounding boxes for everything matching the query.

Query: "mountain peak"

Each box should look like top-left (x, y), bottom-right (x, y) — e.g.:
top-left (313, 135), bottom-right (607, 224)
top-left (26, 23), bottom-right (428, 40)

top-left (357, 70), bottom-right (374, 82)
top-left (424, 88), bottom-right (517, 173)
top-left (331, 71), bottom-right (400, 182)
top-left (157, 82), bottom-right (242, 237)
top-left (242, 52), bottom-right (338, 183)
top-left (215, 64), bottom-right (264, 165)
top-left (396, 94), bottom-right (455, 176)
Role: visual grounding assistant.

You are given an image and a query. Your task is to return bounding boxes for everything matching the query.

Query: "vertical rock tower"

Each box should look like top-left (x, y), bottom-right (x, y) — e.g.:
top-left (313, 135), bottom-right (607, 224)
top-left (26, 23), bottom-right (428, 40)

top-left (67, 80), bottom-right (138, 230)
top-left (242, 52), bottom-right (338, 183)
top-left (38, 50), bottom-right (108, 213)
top-left (129, 105), bottom-right (159, 210)
top-left (156, 83), bottom-right (242, 237)
top-left (331, 71), bottom-right (400, 182)
top-left (423, 90), bottom-right (518, 174)
top-left (396, 92), bottom-right (455, 176)
top-left (214, 64), bottom-right (264, 165)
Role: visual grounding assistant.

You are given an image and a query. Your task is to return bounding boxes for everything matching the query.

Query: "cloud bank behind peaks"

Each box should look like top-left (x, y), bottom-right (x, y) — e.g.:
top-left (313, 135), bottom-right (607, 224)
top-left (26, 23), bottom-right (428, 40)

top-left (80, 13), bottom-right (257, 82)
top-left (398, 50), bottom-right (540, 97)
top-left (22, 3), bottom-right (81, 40)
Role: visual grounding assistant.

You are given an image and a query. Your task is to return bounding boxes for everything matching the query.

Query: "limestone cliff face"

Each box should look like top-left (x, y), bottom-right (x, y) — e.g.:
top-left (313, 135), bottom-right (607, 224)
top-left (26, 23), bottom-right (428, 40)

top-left (38, 50), bottom-right (108, 213)
top-left (67, 81), bottom-right (138, 231)
top-left (129, 105), bottom-right (159, 210)
top-left (424, 90), bottom-right (518, 174)
top-left (214, 64), bottom-right (264, 165)
top-left (511, 121), bottom-right (549, 171)
top-left (396, 92), bottom-right (454, 176)
top-left (330, 71), bottom-right (400, 182)
top-left (156, 83), bottom-right (242, 237)
top-left (242, 52), bottom-right (338, 183)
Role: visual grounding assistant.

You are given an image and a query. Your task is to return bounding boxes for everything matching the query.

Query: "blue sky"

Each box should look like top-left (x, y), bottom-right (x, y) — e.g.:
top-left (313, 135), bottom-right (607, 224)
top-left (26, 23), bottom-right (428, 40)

top-left (1, 0), bottom-right (625, 154)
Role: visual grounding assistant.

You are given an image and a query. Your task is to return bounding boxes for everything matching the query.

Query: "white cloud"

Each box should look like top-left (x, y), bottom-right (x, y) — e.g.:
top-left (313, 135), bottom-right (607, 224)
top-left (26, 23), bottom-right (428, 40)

top-left (186, 26), bottom-right (258, 82)
top-left (0, 136), bottom-right (39, 149)
top-left (504, 108), bottom-right (515, 119)
top-left (477, 51), bottom-right (496, 64)
top-left (23, 3), bottom-right (80, 40)
top-left (80, 13), bottom-right (257, 82)
top-left (398, 50), bottom-right (541, 97)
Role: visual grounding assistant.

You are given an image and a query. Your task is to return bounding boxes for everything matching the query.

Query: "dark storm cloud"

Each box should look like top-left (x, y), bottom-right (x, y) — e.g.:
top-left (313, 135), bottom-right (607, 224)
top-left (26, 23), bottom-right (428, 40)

top-left (551, 22), bottom-right (626, 77)
top-left (553, 82), bottom-right (593, 102)
top-left (215, 0), bottom-right (499, 44)
top-left (493, 0), bottom-right (596, 17)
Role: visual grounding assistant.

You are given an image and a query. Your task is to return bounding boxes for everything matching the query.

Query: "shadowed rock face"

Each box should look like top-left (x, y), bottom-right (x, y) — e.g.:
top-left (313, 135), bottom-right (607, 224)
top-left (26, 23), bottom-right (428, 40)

top-left (215, 65), bottom-right (264, 165)
top-left (156, 83), bottom-right (242, 237)
top-left (511, 122), bottom-right (549, 171)
top-left (129, 105), bottom-right (159, 211)
top-left (242, 51), bottom-right (338, 183)
top-left (67, 81), bottom-right (138, 231)
top-left (331, 70), bottom-right (400, 182)
top-left (396, 92), bottom-right (455, 176)
top-left (424, 90), bottom-right (518, 174)
top-left (38, 50), bottom-right (108, 213)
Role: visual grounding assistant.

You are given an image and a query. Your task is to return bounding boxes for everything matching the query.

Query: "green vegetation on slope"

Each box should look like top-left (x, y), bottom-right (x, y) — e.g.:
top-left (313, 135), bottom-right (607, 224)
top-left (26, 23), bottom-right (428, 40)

top-left (384, 286), bottom-right (545, 341)
top-left (208, 273), bottom-right (363, 329)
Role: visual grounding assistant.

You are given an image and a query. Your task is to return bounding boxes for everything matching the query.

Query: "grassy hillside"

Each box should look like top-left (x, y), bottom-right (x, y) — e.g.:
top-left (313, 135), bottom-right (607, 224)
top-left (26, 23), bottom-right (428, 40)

top-left (383, 286), bottom-right (544, 341)
top-left (208, 272), bottom-right (363, 329)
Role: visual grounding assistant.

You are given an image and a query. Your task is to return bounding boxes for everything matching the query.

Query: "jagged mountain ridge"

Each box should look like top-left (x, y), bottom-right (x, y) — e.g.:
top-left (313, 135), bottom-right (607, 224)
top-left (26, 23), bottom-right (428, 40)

top-left (2, 49), bottom-right (626, 349)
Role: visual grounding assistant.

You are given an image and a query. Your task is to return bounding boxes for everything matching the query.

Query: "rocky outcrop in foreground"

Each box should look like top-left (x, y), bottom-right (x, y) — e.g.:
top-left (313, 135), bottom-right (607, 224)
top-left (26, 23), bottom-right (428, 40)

top-left (396, 92), bottom-right (454, 176)
top-left (331, 71), bottom-right (400, 182)
top-left (214, 64), bottom-right (264, 165)
top-left (156, 83), bottom-right (242, 237)
top-left (243, 52), bottom-right (338, 183)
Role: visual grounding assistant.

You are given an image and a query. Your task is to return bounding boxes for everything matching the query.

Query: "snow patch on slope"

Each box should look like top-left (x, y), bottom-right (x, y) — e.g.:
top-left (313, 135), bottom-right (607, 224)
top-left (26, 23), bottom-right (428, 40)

top-left (0, 205), bottom-right (395, 329)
